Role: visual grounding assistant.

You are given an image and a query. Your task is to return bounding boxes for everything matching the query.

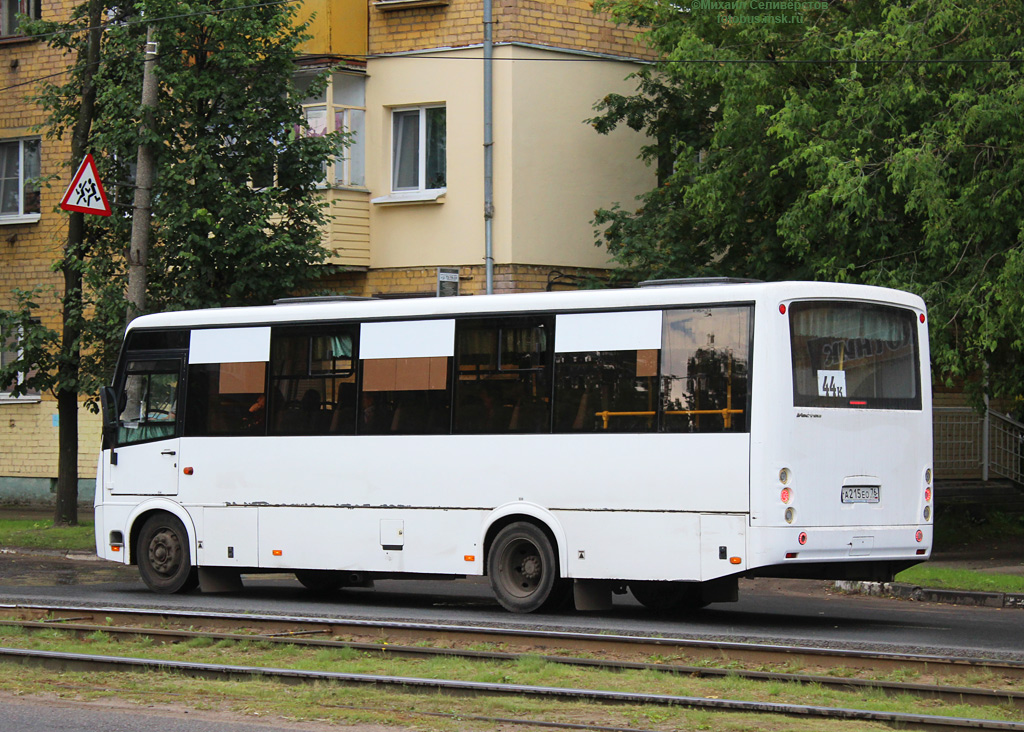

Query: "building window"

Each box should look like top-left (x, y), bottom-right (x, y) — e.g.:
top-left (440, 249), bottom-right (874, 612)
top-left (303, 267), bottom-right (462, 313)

top-left (1, 324), bottom-right (40, 401)
top-left (392, 105), bottom-right (446, 193)
top-left (0, 138), bottom-right (41, 222)
top-left (296, 72), bottom-right (366, 189)
top-left (1, 0), bottom-right (40, 37)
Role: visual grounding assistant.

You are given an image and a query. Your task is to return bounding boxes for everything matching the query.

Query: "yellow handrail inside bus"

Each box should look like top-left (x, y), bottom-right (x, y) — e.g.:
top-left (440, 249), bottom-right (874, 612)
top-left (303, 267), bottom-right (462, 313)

top-left (594, 408), bottom-right (744, 430)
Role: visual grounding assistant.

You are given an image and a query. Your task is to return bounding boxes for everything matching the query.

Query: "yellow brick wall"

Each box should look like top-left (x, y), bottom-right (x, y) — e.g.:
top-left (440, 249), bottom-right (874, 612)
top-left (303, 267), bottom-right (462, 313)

top-left (368, 0), bottom-right (654, 59)
top-left (495, 0), bottom-right (654, 59)
top-left (0, 401), bottom-right (101, 479)
top-left (319, 262), bottom-right (606, 297)
top-left (2, 0), bottom-right (97, 482)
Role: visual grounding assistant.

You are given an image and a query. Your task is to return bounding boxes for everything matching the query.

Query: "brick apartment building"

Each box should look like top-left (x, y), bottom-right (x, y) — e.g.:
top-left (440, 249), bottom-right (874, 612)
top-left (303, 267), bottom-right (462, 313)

top-left (0, 0), bottom-right (656, 501)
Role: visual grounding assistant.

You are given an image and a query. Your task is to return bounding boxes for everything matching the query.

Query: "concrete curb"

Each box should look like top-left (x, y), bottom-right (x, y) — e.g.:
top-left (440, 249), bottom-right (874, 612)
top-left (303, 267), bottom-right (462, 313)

top-left (0, 547), bottom-right (104, 562)
top-left (836, 580), bottom-right (1024, 609)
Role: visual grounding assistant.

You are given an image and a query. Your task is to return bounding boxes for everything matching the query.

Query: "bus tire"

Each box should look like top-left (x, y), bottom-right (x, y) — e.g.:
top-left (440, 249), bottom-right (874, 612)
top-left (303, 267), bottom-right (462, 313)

top-left (137, 513), bottom-right (199, 594)
top-left (629, 581), bottom-right (706, 613)
top-left (295, 570), bottom-right (346, 592)
top-left (488, 522), bottom-right (561, 613)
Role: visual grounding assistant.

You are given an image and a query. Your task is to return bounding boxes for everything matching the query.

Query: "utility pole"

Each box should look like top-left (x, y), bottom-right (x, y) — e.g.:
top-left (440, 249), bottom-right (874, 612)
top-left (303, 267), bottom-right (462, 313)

top-left (127, 26), bottom-right (158, 321)
top-left (54, 0), bottom-right (102, 526)
top-left (483, 0), bottom-right (494, 295)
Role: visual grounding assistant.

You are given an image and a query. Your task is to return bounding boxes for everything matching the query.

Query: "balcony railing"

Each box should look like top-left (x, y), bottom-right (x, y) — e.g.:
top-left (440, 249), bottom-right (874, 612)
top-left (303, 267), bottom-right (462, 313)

top-left (934, 407), bottom-right (1024, 485)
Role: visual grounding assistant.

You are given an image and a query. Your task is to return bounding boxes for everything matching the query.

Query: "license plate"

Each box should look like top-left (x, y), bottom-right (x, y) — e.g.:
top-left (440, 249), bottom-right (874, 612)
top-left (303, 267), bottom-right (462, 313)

top-left (842, 485), bottom-right (880, 503)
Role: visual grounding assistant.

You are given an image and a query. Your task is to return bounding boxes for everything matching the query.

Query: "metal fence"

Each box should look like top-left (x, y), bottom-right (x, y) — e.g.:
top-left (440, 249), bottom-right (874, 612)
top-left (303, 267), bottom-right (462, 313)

top-left (934, 407), bottom-right (1024, 484)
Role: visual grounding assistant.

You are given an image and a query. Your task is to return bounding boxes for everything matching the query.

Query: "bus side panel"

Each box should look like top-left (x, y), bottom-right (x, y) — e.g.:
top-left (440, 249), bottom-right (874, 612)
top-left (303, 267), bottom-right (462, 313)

top-left (559, 512), bottom-right (746, 581)
top-left (176, 434), bottom-right (750, 514)
top-left (257, 507), bottom-right (485, 575)
top-left (176, 432), bottom-right (750, 579)
top-left (198, 507), bottom-right (258, 567)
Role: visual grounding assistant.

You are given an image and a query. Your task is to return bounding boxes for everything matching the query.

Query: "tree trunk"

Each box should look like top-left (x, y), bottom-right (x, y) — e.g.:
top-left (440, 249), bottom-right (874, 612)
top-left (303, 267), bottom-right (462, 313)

top-left (53, 0), bottom-right (102, 527)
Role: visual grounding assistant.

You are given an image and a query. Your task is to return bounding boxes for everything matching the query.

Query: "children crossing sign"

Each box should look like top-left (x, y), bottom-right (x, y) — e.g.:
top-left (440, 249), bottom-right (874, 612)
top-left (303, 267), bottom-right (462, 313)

top-left (60, 153), bottom-right (112, 216)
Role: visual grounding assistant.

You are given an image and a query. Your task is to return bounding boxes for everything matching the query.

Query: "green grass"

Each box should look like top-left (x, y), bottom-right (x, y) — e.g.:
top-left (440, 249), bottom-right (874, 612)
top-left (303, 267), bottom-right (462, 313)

top-left (894, 565), bottom-right (1024, 594)
top-left (0, 624), bottom-right (1020, 730)
top-left (0, 518), bottom-right (95, 551)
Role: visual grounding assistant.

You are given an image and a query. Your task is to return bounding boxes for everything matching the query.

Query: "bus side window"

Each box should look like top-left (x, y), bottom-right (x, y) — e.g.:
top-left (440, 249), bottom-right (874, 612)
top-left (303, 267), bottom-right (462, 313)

top-left (184, 361), bottom-right (267, 437)
top-left (359, 356), bottom-right (450, 435)
top-left (660, 306), bottom-right (751, 434)
top-left (268, 326), bottom-right (358, 436)
top-left (454, 317), bottom-right (553, 434)
top-left (553, 350), bottom-right (658, 433)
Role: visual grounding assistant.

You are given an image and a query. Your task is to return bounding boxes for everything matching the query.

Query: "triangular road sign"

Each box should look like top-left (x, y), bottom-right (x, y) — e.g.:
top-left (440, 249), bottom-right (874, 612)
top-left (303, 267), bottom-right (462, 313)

top-left (60, 153), bottom-right (112, 216)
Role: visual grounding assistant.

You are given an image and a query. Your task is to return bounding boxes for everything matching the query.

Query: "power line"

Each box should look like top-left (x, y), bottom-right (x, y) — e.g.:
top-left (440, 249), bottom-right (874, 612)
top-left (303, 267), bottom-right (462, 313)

top-left (4, 45), bottom-right (1015, 95)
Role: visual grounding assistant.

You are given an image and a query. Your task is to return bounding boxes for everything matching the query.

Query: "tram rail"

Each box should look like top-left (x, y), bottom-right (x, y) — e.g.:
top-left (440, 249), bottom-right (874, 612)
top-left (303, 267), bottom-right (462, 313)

top-left (1, 603), bottom-right (1023, 731)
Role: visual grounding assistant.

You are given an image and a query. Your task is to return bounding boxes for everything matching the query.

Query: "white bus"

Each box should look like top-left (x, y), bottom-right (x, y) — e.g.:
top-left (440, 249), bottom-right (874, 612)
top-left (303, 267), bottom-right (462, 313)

top-left (95, 279), bottom-right (933, 613)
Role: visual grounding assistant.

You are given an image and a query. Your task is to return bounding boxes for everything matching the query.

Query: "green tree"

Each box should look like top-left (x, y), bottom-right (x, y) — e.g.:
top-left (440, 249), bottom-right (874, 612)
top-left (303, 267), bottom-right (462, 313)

top-left (1, 0), bottom-right (344, 523)
top-left (592, 0), bottom-right (1024, 403)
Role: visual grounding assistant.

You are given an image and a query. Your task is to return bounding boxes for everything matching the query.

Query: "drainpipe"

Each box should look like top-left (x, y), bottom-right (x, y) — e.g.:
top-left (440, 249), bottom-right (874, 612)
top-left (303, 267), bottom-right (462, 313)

top-left (483, 0), bottom-right (494, 294)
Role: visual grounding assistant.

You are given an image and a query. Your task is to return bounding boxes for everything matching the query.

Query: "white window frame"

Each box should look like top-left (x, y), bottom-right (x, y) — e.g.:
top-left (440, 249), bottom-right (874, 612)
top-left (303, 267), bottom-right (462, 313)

top-left (1, 325), bottom-right (40, 403)
top-left (0, 138), bottom-right (41, 225)
top-left (378, 104), bottom-right (446, 204)
top-left (298, 72), bottom-right (366, 190)
top-left (1, 0), bottom-right (39, 37)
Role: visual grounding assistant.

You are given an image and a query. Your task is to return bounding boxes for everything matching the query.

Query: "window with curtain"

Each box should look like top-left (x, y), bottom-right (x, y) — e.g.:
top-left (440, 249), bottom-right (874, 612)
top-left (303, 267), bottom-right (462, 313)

top-left (1, 322), bottom-right (40, 400)
top-left (391, 105), bottom-right (446, 193)
top-left (0, 138), bottom-right (41, 221)
top-left (1, 0), bottom-right (40, 36)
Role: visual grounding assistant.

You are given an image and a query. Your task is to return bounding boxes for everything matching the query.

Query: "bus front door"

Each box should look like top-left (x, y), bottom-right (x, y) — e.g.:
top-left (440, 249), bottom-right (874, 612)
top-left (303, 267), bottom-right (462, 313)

top-left (106, 356), bottom-right (183, 497)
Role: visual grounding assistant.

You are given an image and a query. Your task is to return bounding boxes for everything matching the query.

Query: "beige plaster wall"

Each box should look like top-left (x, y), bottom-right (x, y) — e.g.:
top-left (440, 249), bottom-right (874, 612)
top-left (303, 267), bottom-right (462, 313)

top-left (364, 44), bottom-right (653, 271)
top-left (505, 45), bottom-right (655, 268)
top-left (365, 48), bottom-right (485, 269)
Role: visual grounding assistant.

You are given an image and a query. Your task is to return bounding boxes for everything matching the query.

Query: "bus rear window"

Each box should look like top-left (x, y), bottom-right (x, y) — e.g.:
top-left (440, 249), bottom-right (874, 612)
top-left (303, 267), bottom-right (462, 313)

top-left (789, 301), bottom-right (921, 410)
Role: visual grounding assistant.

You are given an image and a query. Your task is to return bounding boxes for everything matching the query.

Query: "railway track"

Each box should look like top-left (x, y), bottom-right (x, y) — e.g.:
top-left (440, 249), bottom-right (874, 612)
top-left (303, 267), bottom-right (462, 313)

top-left (1, 603), bottom-right (1023, 731)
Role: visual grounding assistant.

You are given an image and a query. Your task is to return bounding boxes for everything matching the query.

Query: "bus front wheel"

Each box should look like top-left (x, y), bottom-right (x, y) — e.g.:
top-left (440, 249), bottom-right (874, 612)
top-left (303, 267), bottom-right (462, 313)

top-left (137, 513), bottom-right (199, 594)
top-left (488, 522), bottom-right (563, 613)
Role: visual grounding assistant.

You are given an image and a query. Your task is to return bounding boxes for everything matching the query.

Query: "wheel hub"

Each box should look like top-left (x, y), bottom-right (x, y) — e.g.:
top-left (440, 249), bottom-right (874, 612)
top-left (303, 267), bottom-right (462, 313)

top-left (519, 554), bottom-right (542, 582)
top-left (149, 529), bottom-right (181, 576)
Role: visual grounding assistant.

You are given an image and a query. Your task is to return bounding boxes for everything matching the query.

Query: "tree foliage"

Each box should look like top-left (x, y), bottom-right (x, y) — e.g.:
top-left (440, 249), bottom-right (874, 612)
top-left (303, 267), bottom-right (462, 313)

top-left (592, 0), bottom-right (1024, 402)
top-left (2, 0), bottom-right (344, 399)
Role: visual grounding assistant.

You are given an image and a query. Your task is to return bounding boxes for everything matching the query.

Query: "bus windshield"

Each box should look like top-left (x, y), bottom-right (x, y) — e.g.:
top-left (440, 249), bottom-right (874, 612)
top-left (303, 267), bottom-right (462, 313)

top-left (789, 301), bottom-right (921, 410)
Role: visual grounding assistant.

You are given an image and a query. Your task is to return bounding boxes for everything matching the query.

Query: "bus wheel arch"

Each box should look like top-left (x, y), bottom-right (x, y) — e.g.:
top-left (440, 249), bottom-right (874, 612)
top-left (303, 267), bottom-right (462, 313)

top-left (484, 516), bottom-right (570, 613)
top-left (132, 510), bottom-right (199, 594)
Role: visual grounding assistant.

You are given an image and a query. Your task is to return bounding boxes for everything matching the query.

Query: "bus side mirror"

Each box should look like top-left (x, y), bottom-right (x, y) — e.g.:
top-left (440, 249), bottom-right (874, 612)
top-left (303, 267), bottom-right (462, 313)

top-left (100, 385), bottom-right (120, 450)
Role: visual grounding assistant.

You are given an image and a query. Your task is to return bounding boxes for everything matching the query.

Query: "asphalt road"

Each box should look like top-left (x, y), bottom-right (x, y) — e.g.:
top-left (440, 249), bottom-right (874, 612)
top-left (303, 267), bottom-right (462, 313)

top-left (1, 551), bottom-right (1022, 660)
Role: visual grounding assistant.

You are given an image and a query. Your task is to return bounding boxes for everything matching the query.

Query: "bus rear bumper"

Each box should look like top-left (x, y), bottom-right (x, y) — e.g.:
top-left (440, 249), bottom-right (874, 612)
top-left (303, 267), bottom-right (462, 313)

top-left (746, 524), bottom-right (932, 581)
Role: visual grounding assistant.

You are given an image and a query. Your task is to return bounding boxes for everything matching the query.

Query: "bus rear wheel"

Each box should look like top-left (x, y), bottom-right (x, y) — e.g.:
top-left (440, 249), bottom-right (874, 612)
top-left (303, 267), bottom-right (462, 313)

top-left (488, 522), bottom-right (563, 613)
top-left (629, 581), bottom-right (707, 613)
top-left (137, 513), bottom-right (198, 594)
